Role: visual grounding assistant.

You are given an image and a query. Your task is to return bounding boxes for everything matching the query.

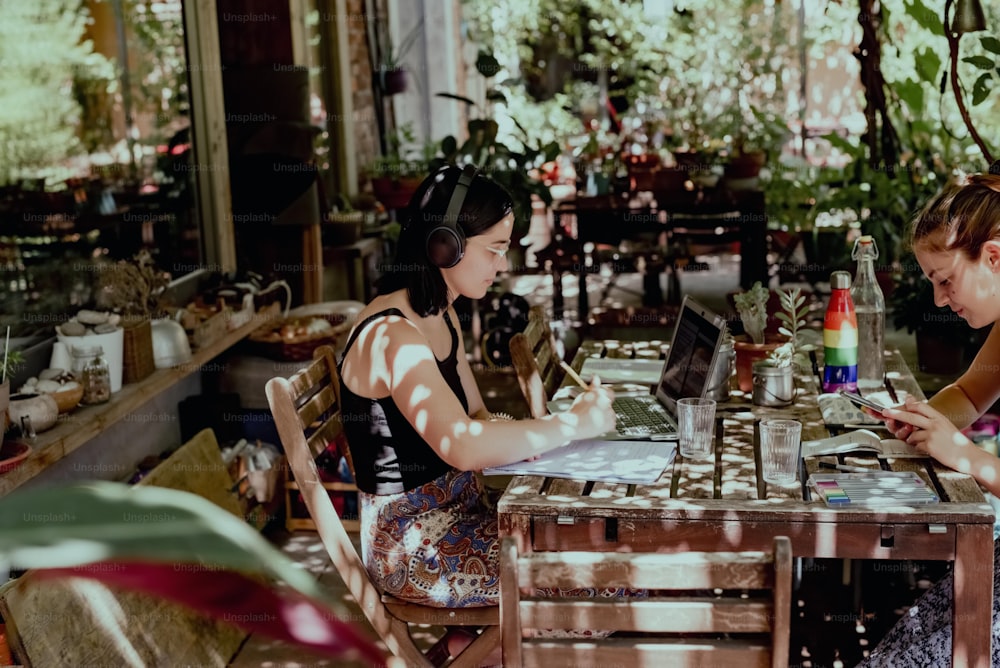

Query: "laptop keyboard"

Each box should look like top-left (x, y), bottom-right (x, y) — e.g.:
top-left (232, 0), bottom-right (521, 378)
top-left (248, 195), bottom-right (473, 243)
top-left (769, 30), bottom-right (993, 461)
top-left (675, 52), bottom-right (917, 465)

top-left (613, 396), bottom-right (677, 437)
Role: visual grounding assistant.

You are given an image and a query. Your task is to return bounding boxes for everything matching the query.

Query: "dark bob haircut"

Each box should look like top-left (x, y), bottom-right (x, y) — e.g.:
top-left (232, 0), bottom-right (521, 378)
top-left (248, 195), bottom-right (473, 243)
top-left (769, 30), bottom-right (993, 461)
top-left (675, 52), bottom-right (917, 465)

top-left (377, 166), bottom-right (514, 316)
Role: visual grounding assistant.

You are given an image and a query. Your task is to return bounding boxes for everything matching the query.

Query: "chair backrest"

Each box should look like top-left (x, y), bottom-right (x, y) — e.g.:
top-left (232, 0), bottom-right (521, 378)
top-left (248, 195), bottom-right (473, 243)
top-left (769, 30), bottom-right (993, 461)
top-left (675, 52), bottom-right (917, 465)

top-left (500, 536), bottom-right (792, 668)
top-left (509, 306), bottom-right (563, 419)
top-left (264, 346), bottom-right (398, 649)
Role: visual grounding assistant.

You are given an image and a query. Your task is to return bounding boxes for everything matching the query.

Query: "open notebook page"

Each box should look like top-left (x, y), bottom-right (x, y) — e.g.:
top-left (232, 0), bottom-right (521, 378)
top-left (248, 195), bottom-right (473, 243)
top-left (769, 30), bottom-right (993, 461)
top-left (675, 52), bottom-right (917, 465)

top-left (482, 439), bottom-right (675, 484)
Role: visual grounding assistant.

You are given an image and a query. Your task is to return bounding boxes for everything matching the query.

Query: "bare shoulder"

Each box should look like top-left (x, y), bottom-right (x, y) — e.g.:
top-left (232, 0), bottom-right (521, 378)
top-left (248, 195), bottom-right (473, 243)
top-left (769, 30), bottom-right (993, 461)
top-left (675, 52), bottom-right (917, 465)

top-left (341, 293), bottom-right (429, 393)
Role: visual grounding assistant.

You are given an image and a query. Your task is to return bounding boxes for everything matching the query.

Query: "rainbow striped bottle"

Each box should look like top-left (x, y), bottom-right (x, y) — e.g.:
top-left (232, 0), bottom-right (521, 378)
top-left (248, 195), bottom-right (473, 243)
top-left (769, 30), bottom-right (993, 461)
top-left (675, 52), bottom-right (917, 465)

top-left (822, 271), bottom-right (858, 393)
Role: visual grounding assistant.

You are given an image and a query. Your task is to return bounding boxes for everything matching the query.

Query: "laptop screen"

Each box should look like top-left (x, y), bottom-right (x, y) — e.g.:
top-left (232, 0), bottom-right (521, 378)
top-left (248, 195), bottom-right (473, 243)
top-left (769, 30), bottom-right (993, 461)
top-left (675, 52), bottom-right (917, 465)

top-left (655, 297), bottom-right (727, 412)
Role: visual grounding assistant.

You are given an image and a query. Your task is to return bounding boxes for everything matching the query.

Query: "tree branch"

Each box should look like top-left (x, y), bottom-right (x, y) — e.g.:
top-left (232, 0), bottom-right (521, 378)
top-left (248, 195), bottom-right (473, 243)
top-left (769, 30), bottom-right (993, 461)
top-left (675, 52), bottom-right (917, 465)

top-left (944, 0), bottom-right (996, 166)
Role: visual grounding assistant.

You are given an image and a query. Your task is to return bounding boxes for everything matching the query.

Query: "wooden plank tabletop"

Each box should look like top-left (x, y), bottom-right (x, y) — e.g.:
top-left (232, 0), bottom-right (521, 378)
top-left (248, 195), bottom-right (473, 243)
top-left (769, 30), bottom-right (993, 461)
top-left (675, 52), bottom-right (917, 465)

top-left (499, 341), bottom-right (994, 524)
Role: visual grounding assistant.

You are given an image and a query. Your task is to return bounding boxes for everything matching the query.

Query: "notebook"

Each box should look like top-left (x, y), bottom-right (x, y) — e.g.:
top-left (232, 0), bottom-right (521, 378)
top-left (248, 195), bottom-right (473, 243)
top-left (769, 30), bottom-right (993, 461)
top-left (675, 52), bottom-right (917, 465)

top-left (552, 296), bottom-right (727, 440)
top-left (482, 439), bottom-right (676, 484)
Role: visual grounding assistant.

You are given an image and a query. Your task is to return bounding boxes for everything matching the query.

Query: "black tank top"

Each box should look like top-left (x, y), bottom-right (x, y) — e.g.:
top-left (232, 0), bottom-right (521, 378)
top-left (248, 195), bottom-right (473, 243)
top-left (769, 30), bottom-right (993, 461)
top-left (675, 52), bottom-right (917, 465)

top-left (338, 308), bottom-right (468, 494)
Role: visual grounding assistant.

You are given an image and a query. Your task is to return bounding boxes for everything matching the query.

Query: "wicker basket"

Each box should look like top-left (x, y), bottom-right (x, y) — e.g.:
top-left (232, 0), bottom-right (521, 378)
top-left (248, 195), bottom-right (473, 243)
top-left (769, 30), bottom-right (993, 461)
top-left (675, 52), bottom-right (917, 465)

top-left (122, 318), bottom-right (156, 384)
top-left (246, 314), bottom-right (352, 361)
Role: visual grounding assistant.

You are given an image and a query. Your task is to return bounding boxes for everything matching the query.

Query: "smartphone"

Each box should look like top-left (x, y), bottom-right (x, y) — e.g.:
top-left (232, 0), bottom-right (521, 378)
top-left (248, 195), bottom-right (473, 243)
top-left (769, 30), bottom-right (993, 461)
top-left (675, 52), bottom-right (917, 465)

top-left (838, 390), bottom-right (888, 413)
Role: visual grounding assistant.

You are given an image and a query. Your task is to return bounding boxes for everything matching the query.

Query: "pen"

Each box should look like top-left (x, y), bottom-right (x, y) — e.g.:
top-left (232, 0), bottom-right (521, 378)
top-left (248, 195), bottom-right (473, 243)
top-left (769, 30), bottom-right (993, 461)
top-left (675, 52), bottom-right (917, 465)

top-left (816, 463), bottom-right (914, 477)
top-left (825, 423), bottom-right (890, 431)
top-left (818, 462), bottom-right (875, 473)
top-left (559, 360), bottom-right (590, 390)
top-left (884, 373), bottom-right (900, 404)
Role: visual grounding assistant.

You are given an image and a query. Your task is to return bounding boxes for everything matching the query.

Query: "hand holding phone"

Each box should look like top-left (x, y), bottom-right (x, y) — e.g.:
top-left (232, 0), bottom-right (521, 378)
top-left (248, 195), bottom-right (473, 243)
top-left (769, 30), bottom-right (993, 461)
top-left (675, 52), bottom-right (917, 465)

top-left (838, 390), bottom-right (888, 413)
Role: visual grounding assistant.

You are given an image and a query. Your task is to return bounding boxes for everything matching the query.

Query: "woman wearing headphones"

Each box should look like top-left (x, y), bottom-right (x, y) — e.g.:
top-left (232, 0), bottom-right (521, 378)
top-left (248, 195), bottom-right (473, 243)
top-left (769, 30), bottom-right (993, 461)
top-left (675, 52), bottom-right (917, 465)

top-left (338, 166), bottom-right (616, 612)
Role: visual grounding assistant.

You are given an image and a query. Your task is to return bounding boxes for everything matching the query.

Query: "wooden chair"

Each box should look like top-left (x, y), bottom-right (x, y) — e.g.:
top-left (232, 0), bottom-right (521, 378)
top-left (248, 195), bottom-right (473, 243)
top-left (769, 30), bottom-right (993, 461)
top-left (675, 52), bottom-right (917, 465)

top-left (509, 305), bottom-right (564, 418)
top-left (272, 345), bottom-right (359, 533)
top-left (265, 345), bottom-right (500, 667)
top-left (500, 536), bottom-right (792, 668)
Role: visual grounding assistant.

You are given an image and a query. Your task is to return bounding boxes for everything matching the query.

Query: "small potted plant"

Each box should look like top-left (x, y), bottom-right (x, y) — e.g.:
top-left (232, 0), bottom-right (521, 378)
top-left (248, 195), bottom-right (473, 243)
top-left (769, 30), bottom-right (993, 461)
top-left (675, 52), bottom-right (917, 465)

top-left (366, 123), bottom-right (435, 210)
top-left (372, 18), bottom-right (422, 96)
top-left (89, 250), bottom-right (171, 385)
top-left (732, 281), bottom-right (783, 392)
top-left (325, 195), bottom-right (365, 246)
top-left (752, 287), bottom-right (817, 406)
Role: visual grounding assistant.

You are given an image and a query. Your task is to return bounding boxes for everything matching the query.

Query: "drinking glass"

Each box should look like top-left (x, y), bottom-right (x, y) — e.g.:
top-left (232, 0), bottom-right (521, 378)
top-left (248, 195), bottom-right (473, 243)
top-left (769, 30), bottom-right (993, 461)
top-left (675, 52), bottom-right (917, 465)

top-left (678, 397), bottom-right (716, 461)
top-left (760, 419), bottom-right (802, 484)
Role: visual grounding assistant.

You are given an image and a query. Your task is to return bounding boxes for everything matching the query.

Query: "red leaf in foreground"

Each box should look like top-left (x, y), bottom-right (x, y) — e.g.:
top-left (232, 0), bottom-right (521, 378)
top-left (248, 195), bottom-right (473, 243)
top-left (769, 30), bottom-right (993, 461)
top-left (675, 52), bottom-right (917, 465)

top-left (35, 562), bottom-right (385, 666)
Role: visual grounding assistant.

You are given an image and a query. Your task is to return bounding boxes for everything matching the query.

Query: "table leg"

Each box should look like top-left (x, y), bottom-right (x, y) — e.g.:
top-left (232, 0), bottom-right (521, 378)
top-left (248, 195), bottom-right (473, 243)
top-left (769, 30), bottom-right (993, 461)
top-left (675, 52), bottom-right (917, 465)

top-left (954, 523), bottom-right (994, 667)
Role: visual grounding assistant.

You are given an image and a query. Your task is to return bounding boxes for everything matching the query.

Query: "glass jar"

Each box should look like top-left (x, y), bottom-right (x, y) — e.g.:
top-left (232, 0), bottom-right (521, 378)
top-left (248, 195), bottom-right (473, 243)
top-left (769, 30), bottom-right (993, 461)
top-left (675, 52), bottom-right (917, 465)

top-left (74, 345), bottom-right (111, 405)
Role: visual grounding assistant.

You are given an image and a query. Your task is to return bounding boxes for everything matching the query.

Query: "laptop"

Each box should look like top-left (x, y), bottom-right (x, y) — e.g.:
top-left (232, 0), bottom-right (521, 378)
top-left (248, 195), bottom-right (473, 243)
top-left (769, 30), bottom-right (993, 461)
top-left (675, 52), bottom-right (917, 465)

top-left (553, 296), bottom-right (728, 440)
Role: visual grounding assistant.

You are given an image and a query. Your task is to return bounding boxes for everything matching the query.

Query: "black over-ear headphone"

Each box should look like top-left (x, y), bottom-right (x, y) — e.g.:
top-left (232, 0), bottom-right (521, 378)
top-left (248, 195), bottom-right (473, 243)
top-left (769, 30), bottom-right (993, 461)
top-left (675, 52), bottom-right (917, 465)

top-left (426, 164), bottom-right (477, 268)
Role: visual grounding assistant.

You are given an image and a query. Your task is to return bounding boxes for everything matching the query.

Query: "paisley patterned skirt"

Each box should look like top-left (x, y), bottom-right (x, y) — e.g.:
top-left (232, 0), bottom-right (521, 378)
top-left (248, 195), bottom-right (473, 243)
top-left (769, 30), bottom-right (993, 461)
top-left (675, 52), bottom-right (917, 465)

top-left (360, 468), bottom-right (643, 614)
top-left (360, 468), bottom-right (500, 608)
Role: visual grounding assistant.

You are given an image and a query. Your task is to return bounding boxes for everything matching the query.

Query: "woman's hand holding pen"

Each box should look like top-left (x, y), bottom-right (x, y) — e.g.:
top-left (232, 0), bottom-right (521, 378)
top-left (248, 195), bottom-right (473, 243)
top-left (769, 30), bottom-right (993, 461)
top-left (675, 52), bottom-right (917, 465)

top-left (565, 367), bottom-right (616, 437)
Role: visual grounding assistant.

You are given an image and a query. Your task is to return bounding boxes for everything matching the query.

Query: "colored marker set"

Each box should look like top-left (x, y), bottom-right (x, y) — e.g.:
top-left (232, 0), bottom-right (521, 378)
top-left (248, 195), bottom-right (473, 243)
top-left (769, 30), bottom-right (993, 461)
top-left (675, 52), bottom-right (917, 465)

top-left (809, 472), bottom-right (939, 507)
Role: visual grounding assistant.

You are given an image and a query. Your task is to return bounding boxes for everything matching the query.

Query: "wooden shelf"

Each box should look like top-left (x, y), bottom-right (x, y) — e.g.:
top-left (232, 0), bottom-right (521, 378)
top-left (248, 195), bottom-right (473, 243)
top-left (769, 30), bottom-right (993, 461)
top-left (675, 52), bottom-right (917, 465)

top-left (0, 305), bottom-right (279, 497)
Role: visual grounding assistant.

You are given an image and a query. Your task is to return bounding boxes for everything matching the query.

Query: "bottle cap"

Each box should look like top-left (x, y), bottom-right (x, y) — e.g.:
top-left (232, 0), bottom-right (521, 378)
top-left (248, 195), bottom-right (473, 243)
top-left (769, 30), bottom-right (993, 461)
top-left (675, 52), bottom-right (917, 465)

top-left (830, 270), bottom-right (852, 290)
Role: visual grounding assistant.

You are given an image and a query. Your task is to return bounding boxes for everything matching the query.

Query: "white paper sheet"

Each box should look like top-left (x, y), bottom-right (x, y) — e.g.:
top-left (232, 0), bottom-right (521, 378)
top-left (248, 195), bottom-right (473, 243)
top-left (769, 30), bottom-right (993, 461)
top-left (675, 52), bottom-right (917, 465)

top-left (482, 439), bottom-right (676, 484)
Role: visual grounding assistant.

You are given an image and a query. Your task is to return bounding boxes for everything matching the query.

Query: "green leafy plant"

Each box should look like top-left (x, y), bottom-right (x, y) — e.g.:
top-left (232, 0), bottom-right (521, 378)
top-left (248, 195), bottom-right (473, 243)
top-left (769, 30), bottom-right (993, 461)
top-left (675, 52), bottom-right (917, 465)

top-left (733, 281), bottom-right (770, 345)
top-left (373, 17), bottom-right (423, 74)
top-left (435, 50), bottom-right (561, 241)
top-left (1, 347), bottom-right (24, 385)
top-left (367, 122), bottom-right (437, 180)
top-left (0, 481), bottom-right (383, 663)
top-left (770, 287), bottom-right (817, 370)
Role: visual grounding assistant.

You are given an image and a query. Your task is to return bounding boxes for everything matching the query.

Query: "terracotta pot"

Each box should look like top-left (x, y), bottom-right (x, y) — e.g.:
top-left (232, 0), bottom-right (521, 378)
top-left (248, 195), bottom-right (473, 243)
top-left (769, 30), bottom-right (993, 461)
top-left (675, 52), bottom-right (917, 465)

top-left (371, 176), bottom-right (423, 211)
top-left (8, 393), bottom-right (59, 435)
top-left (0, 381), bottom-right (8, 434)
top-left (733, 340), bottom-right (783, 392)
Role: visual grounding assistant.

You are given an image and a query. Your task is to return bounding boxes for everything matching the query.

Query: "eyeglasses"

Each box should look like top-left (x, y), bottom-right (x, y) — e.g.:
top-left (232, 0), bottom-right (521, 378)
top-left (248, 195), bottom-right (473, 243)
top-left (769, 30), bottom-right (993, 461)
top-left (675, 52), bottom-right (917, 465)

top-left (468, 238), bottom-right (510, 259)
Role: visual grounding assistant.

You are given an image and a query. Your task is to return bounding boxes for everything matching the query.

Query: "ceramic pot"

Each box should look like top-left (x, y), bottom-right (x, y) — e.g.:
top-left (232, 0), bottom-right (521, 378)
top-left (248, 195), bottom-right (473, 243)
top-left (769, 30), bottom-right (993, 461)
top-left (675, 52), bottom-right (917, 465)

top-left (8, 393), bottom-right (59, 435)
top-left (381, 68), bottom-right (409, 95)
top-left (151, 318), bottom-right (193, 369)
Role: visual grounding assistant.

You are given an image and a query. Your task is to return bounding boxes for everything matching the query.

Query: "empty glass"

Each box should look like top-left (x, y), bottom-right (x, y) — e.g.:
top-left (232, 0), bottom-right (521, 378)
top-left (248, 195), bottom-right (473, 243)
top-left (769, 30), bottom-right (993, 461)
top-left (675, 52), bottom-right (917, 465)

top-left (678, 397), bottom-right (716, 461)
top-left (760, 419), bottom-right (802, 484)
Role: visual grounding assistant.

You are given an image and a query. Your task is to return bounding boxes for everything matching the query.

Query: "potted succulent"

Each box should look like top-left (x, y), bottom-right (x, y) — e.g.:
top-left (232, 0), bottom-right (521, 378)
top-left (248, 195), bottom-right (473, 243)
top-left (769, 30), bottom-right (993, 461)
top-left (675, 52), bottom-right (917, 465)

top-left (732, 281), bottom-right (783, 392)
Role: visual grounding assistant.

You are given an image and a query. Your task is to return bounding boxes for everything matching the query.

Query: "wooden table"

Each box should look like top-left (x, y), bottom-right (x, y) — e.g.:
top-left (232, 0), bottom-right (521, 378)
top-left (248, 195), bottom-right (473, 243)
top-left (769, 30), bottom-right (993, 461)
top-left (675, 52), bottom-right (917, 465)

top-left (497, 339), bottom-right (995, 667)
